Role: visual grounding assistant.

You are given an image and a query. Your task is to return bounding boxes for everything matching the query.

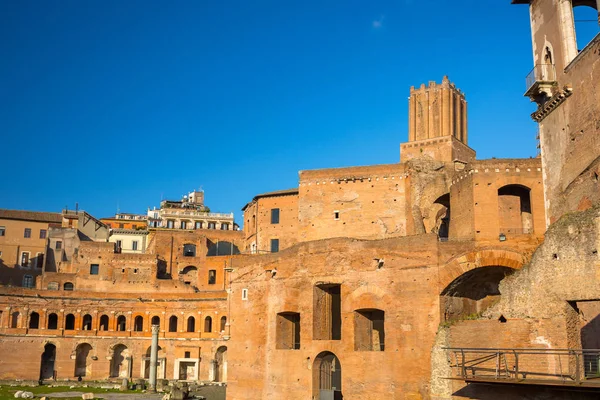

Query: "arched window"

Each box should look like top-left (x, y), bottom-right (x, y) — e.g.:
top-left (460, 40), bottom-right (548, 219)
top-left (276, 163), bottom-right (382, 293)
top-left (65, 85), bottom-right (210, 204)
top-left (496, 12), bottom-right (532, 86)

top-left (81, 314), bottom-right (92, 330)
top-left (10, 312), bottom-right (19, 328)
top-left (220, 316), bottom-right (227, 332)
top-left (498, 185), bottom-right (532, 236)
top-left (134, 316), bottom-right (144, 332)
top-left (65, 313), bottom-right (75, 330)
top-left (204, 316), bottom-right (212, 333)
top-left (47, 313), bottom-right (58, 330)
top-left (99, 315), bottom-right (109, 331)
top-left (29, 312), bottom-right (40, 329)
top-left (116, 315), bottom-right (126, 331)
top-left (151, 316), bottom-right (160, 327)
top-left (169, 316), bottom-right (178, 332)
top-left (187, 316), bottom-right (195, 332)
top-left (63, 282), bottom-right (74, 291)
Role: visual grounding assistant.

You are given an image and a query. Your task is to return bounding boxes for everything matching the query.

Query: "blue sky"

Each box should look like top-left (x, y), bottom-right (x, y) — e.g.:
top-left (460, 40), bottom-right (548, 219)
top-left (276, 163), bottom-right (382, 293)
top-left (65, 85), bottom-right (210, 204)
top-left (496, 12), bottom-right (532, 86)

top-left (1, 1), bottom-right (539, 221)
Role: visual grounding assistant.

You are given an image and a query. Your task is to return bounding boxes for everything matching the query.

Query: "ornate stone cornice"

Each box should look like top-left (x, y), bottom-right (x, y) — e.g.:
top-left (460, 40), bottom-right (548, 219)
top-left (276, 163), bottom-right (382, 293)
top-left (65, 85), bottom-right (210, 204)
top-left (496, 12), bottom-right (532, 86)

top-left (531, 87), bottom-right (573, 122)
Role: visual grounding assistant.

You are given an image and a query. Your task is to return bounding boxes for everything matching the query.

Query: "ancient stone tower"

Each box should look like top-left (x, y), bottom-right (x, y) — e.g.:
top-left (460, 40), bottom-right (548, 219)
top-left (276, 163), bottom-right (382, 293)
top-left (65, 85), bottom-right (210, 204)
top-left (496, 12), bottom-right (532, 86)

top-left (400, 76), bottom-right (475, 163)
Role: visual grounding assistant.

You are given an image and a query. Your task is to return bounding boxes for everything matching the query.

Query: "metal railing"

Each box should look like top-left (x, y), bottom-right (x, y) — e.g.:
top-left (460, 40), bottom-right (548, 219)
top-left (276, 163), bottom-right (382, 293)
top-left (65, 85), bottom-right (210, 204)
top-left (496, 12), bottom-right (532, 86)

top-left (159, 211), bottom-right (234, 219)
top-left (446, 348), bottom-right (600, 387)
top-left (525, 64), bottom-right (556, 93)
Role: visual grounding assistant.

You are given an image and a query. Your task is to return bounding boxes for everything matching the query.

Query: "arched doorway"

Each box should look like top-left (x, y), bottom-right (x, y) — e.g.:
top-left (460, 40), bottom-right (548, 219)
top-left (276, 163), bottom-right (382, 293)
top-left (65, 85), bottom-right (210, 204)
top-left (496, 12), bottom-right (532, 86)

top-left (40, 343), bottom-right (56, 381)
top-left (179, 266), bottom-right (198, 287)
top-left (110, 344), bottom-right (130, 378)
top-left (74, 343), bottom-right (92, 377)
top-left (143, 345), bottom-right (165, 379)
top-left (214, 346), bottom-right (227, 382)
top-left (313, 351), bottom-right (342, 400)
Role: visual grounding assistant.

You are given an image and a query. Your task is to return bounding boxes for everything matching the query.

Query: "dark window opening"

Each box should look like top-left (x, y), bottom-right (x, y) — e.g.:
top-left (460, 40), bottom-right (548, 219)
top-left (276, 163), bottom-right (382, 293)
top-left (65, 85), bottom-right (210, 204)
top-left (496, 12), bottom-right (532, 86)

top-left (134, 316), bottom-right (143, 331)
top-left (204, 316), bottom-right (212, 333)
top-left (220, 316), bottom-right (227, 332)
top-left (116, 315), bottom-right (126, 331)
top-left (187, 316), bottom-right (195, 332)
top-left (47, 313), bottom-right (58, 330)
top-left (169, 316), bottom-right (178, 332)
top-left (185, 351), bottom-right (191, 358)
top-left (39, 229), bottom-right (47, 239)
top-left (65, 314), bottom-right (75, 330)
top-left (271, 208), bottom-right (280, 224)
top-left (99, 315), bottom-right (109, 331)
top-left (270, 239), bottom-right (279, 253)
top-left (56, 241), bottom-right (62, 250)
top-left (63, 282), bottom-right (74, 291)
top-left (183, 244), bottom-right (196, 257)
top-left (151, 316), bottom-right (160, 327)
top-left (24, 228), bottom-right (31, 238)
top-left (82, 314), bottom-right (92, 330)
top-left (29, 312), bottom-right (40, 329)
top-left (90, 264), bottom-right (99, 275)
top-left (208, 270), bottom-right (216, 285)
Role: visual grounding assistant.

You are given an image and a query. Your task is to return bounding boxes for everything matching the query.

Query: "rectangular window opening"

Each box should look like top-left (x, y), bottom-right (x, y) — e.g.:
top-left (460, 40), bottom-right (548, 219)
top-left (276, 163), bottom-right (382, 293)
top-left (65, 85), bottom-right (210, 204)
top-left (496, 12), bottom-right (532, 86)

top-left (24, 228), bottom-right (31, 238)
top-left (39, 229), bottom-right (47, 239)
top-left (354, 309), bottom-right (385, 351)
top-left (271, 208), bottom-right (280, 224)
top-left (56, 241), bottom-right (62, 250)
top-left (313, 284), bottom-right (342, 340)
top-left (132, 241), bottom-right (139, 251)
top-left (270, 238), bottom-right (279, 253)
top-left (90, 264), bottom-right (99, 275)
top-left (276, 312), bottom-right (301, 350)
top-left (208, 269), bottom-right (216, 285)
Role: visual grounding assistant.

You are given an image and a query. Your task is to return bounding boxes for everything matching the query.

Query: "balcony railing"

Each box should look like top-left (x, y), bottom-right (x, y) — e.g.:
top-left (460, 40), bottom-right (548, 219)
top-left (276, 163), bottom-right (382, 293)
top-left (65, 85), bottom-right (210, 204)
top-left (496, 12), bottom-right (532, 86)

top-left (525, 64), bottom-right (556, 94)
top-left (159, 210), bottom-right (234, 219)
top-left (446, 347), bottom-right (600, 388)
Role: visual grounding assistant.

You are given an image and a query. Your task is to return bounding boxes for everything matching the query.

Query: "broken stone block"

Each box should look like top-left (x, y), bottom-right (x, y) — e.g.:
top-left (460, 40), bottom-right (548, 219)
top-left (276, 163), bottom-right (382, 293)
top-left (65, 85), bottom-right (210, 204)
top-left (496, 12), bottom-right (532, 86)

top-left (82, 393), bottom-right (95, 400)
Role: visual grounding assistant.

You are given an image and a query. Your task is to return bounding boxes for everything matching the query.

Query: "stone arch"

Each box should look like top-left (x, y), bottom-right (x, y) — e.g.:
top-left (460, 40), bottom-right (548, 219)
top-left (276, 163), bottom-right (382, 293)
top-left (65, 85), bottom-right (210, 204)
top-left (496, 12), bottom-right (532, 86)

top-left (10, 311), bottom-right (20, 328)
top-left (179, 266), bottom-right (198, 287)
top-left (74, 343), bottom-right (92, 377)
top-left (498, 184), bottom-right (533, 235)
top-left (439, 249), bottom-right (525, 322)
top-left (98, 315), bottom-right (109, 331)
top-left (312, 351), bottom-right (342, 399)
top-left (204, 316), bottom-right (212, 333)
top-left (29, 311), bottom-right (40, 329)
top-left (439, 249), bottom-right (525, 292)
top-left (116, 315), bottom-right (127, 331)
top-left (187, 316), bottom-right (196, 332)
top-left (65, 313), bottom-right (75, 330)
top-left (47, 313), bottom-right (58, 330)
top-left (168, 315), bottom-right (178, 332)
top-left (109, 344), bottom-right (130, 378)
top-left (81, 314), bottom-right (92, 330)
top-left (134, 315), bottom-right (144, 332)
top-left (40, 342), bottom-right (56, 380)
top-left (349, 284), bottom-right (391, 311)
top-left (214, 346), bottom-right (227, 382)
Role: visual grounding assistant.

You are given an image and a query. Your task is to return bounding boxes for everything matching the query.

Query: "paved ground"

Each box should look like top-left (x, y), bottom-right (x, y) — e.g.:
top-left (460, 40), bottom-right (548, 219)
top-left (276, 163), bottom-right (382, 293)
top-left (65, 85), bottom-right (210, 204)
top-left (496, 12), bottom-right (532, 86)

top-left (37, 386), bottom-right (226, 400)
top-left (36, 393), bottom-right (164, 400)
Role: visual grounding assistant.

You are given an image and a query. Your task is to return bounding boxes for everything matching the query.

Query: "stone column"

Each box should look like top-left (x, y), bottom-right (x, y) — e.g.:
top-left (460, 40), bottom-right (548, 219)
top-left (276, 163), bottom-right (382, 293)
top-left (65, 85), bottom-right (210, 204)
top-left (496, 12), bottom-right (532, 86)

top-left (149, 324), bottom-right (159, 392)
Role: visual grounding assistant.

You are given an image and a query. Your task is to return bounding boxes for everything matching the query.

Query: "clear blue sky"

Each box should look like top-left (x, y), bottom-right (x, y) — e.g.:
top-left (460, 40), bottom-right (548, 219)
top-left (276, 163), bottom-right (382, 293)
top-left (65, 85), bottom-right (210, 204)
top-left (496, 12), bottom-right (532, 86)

top-left (1, 1), bottom-right (539, 221)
